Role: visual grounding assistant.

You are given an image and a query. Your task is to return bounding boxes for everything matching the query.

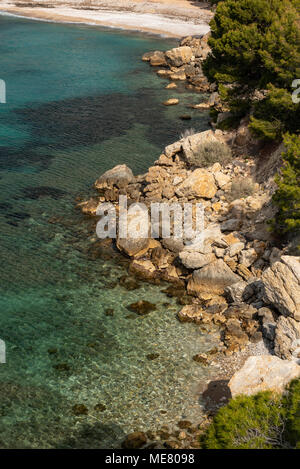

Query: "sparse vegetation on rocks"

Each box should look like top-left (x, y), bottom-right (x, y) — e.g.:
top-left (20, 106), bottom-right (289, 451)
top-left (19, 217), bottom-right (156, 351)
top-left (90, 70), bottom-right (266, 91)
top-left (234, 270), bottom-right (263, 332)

top-left (229, 177), bottom-right (255, 202)
top-left (189, 140), bottom-right (232, 168)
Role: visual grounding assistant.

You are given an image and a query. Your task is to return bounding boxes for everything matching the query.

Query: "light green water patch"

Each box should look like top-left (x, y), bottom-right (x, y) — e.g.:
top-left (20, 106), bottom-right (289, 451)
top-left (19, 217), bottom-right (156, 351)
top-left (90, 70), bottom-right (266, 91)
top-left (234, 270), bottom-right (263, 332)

top-left (0, 279), bottom-right (220, 449)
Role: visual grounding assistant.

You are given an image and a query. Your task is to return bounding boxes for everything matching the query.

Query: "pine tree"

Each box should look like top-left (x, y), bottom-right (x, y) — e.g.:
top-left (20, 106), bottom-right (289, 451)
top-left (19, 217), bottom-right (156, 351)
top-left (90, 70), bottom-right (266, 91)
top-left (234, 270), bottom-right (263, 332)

top-left (272, 134), bottom-right (300, 235)
top-left (203, 0), bottom-right (300, 139)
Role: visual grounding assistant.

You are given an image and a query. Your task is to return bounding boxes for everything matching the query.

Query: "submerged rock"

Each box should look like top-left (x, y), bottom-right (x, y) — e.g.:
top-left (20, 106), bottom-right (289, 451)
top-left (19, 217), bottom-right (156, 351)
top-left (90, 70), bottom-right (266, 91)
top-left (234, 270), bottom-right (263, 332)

top-left (119, 275), bottom-right (140, 291)
top-left (72, 404), bottom-right (88, 416)
top-left (192, 353), bottom-right (209, 365)
top-left (163, 98), bottom-right (179, 106)
top-left (122, 431), bottom-right (147, 449)
top-left (94, 403), bottom-right (106, 412)
top-left (146, 353), bottom-right (160, 361)
top-left (53, 363), bottom-right (70, 372)
top-left (165, 82), bottom-right (177, 89)
top-left (177, 420), bottom-right (192, 430)
top-left (77, 197), bottom-right (100, 216)
top-left (104, 308), bottom-right (114, 317)
top-left (127, 300), bottom-right (156, 315)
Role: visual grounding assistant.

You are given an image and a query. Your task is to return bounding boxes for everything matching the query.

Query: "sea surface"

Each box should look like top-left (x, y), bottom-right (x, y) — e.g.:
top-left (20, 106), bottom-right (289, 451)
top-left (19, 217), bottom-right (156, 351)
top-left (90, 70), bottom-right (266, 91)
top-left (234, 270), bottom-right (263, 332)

top-left (0, 14), bottom-right (218, 448)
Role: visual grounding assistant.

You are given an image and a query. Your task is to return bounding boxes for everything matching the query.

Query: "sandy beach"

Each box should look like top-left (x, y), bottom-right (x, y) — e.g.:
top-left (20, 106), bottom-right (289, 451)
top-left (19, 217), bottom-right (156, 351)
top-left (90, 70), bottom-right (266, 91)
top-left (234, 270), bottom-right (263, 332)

top-left (0, 1), bottom-right (213, 37)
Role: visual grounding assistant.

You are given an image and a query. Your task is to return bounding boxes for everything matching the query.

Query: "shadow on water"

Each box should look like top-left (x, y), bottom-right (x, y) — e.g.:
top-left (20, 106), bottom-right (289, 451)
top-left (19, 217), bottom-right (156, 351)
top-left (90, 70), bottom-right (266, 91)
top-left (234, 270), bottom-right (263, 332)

top-left (0, 88), bottom-right (209, 172)
top-left (202, 379), bottom-right (232, 413)
top-left (15, 90), bottom-right (205, 149)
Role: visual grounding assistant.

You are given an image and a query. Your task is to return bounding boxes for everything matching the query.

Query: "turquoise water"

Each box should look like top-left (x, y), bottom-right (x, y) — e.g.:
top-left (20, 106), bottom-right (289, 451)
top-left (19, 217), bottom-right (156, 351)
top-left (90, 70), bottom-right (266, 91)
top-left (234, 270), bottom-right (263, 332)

top-left (0, 15), bottom-right (216, 448)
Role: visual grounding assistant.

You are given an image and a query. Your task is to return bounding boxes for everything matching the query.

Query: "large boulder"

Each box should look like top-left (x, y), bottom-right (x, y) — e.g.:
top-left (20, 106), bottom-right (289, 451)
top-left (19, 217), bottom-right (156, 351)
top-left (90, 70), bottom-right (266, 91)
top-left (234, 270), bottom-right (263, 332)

top-left (274, 316), bottom-right (300, 360)
top-left (117, 237), bottom-right (150, 258)
top-left (162, 237), bottom-right (185, 253)
top-left (181, 130), bottom-right (222, 165)
top-left (116, 207), bottom-right (150, 257)
top-left (214, 171), bottom-right (231, 189)
top-left (225, 281), bottom-right (248, 303)
top-left (94, 164), bottom-right (135, 190)
top-left (184, 224), bottom-right (223, 252)
top-left (175, 168), bottom-right (217, 199)
top-left (187, 259), bottom-right (240, 296)
top-left (165, 46), bottom-right (193, 67)
top-left (179, 251), bottom-right (215, 270)
top-left (122, 431), bottom-right (147, 449)
top-left (261, 256), bottom-right (300, 320)
top-left (129, 259), bottom-right (156, 280)
top-left (228, 355), bottom-right (300, 397)
top-left (164, 139), bottom-right (183, 158)
top-left (177, 304), bottom-right (204, 323)
top-left (143, 50), bottom-right (167, 67)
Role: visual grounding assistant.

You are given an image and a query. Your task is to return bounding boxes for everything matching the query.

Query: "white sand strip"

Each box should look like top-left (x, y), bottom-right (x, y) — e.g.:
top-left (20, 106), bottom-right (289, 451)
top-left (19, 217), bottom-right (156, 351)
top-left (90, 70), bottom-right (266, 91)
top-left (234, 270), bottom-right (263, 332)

top-left (0, 5), bottom-right (211, 37)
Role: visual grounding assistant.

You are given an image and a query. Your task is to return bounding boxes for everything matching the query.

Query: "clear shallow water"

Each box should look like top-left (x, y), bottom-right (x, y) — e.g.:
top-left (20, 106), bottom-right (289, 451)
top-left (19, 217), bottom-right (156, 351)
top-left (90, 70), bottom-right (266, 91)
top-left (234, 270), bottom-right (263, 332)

top-left (0, 15), bottom-right (217, 448)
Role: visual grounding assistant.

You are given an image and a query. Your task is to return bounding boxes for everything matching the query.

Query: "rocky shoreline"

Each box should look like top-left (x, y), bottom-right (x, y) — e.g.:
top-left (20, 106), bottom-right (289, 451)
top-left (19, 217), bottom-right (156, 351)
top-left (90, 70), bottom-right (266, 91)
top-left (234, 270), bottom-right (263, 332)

top-left (77, 34), bottom-right (300, 449)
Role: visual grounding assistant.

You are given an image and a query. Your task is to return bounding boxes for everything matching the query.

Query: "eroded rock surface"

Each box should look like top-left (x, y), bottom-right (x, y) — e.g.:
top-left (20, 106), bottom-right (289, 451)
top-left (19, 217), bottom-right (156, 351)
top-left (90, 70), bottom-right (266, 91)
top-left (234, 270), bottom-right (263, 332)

top-left (262, 256), bottom-right (300, 320)
top-left (229, 355), bottom-right (300, 397)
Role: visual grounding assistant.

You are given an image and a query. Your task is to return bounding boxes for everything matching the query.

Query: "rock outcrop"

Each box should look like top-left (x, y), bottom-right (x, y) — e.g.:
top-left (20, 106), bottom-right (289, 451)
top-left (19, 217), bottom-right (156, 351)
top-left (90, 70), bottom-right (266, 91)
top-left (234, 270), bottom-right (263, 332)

top-left (117, 237), bottom-right (150, 257)
top-left (181, 130), bottom-right (224, 165)
top-left (165, 46), bottom-right (193, 67)
top-left (175, 168), bottom-right (217, 199)
top-left (274, 316), bottom-right (300, 360)
top-left (94, 164), bottom-right (135, 190)
top-left (262, 256), bottom-right (300, 320)
top-left (142, 50), bottom-right (167, 67)
top-left (143, 33), bottom-right (214, 93)
top-left (187, 259), bottom-right (240, 296)
top-left (229, 355), bottom-right (300, 397)
top-left (179, 251), bottom-right (215, 270)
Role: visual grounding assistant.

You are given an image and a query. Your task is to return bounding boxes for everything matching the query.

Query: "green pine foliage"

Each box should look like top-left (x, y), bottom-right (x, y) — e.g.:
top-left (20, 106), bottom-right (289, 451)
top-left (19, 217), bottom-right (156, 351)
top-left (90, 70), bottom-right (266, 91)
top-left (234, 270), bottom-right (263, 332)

top-left (203, 0), bottom-right (300, 139)
top-left (201, 379), bottom-right (300, 449)
top-left (284, 379), bottom-right (300, 448)
top-left (250, 86), bottom-right (300, 140)
top-left (272, 134), bottom-right (300, 235)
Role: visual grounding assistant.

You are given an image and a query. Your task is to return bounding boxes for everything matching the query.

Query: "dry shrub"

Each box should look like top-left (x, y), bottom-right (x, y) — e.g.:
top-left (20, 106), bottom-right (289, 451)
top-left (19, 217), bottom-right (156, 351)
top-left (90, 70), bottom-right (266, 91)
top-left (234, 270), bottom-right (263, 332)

top-left (190, 140), bottom-right (232, 168)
